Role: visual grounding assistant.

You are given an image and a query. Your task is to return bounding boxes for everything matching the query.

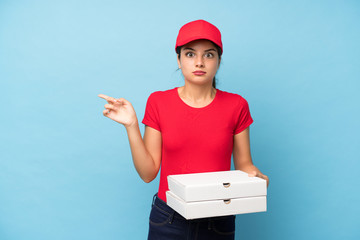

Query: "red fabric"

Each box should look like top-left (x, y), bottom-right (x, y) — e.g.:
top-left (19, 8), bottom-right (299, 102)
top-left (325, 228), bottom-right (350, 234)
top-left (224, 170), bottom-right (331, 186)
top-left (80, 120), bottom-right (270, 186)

top-left (142, 87), bottom-right (253, 201)
top-left (175, 19), bottom-right (223, 53)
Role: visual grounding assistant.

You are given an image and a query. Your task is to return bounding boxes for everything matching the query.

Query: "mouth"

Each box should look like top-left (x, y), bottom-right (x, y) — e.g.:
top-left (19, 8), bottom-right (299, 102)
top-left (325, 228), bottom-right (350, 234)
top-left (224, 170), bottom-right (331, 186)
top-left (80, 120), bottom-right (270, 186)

top-left (193, 71), bottom-right (206, 76)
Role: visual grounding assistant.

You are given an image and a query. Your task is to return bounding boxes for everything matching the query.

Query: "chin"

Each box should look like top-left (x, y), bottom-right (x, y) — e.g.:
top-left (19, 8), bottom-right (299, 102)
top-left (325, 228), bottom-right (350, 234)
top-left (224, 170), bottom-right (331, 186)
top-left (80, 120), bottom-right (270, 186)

top-left (186, 80), bottom-right (212, 86)
top-left (185, 77), bottom-right (212, 85)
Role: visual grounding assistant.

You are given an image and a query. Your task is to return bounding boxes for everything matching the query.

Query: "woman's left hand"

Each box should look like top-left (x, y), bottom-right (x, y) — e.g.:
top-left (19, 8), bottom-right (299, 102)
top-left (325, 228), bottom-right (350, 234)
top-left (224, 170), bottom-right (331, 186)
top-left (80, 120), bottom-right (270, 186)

top-left (248, 171), bottom-right (269, 187)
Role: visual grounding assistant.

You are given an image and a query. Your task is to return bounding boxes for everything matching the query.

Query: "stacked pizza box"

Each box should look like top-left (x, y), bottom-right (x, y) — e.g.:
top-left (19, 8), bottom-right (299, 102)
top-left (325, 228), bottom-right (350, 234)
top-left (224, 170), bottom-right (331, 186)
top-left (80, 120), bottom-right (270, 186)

top-left (166, 170), bottom-right (267, 220)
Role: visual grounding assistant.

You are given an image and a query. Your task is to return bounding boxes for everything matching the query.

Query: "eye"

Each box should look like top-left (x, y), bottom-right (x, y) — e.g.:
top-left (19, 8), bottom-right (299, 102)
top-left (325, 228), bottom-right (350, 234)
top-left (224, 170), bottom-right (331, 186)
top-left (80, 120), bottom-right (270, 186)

top-left (185, 52), bottom-right (195, 57)
top-left (204, 52), bottom-right (214, 58)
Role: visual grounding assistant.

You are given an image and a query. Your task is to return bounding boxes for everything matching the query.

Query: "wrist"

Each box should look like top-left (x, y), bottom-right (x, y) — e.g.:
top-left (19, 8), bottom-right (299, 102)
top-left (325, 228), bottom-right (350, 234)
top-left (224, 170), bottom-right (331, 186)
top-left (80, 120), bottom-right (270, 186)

top-left (124, 119), bottom-right (139, 130)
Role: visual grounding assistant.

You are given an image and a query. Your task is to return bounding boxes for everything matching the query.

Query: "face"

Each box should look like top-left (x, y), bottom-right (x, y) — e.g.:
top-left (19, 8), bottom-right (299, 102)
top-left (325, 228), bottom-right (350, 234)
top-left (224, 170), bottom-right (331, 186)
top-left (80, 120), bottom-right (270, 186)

top-left (177, 39), bottom-right (221, 86)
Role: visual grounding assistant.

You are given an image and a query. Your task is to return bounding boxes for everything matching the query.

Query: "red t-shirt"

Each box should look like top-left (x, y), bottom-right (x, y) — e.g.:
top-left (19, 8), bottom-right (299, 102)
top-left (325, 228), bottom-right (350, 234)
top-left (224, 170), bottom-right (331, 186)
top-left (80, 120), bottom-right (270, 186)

top-left (142, 87), bottom-right (253, 201)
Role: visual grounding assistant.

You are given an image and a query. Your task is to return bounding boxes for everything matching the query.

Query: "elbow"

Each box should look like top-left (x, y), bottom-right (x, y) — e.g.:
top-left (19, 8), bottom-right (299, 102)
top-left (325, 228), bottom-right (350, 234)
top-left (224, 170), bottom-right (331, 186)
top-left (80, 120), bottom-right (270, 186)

top-left (141, 174), bottom-right (156, 183)
top-left (143, 178), bottom-right (153, 183)
top-left (140, 164), bottom-right (160, 183)
top-left (137, 161), bottom-right (160, 183)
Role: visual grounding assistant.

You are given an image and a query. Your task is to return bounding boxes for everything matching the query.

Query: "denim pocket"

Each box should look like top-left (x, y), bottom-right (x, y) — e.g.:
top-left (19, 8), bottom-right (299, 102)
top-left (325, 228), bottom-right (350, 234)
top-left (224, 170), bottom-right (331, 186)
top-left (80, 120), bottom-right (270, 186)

top-left (211, 215), bottom-right (236, 236)
top-left (149, 204), bottom-right (172, 226)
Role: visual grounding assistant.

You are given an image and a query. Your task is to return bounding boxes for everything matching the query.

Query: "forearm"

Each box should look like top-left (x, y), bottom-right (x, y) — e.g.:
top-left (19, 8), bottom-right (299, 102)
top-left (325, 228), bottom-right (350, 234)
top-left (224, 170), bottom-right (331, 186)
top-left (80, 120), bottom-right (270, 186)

top-left (235, 157), bottom-right (269, 187)
top-left (125, 120), bottom-right (157, 183)
top-left (233, 152), bottom-right (262, 175)
top-left (236, 162), bottom-right (260, 174)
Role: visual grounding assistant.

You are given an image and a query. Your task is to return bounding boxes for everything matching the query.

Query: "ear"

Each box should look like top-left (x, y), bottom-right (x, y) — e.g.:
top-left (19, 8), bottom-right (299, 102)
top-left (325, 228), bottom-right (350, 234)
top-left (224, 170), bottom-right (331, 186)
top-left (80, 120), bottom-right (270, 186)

top-left (177, 54), bottom-right (181, 69)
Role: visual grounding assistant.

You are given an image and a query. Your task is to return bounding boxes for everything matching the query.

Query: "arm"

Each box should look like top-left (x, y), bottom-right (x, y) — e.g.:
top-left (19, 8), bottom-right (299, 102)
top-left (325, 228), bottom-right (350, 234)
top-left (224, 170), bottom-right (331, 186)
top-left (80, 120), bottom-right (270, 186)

top-left (233, 127), bottom-right (269, 187)
top-left (98, 94), bottom-right (161, 183)
top-left (126, 124), bottom-right (162, 183)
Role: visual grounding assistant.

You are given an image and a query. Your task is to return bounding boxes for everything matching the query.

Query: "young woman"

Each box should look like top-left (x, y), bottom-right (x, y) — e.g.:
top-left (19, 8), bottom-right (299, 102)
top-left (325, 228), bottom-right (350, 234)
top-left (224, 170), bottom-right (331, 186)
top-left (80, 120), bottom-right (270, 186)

top-left (99, 19), bottom-right (269, 240)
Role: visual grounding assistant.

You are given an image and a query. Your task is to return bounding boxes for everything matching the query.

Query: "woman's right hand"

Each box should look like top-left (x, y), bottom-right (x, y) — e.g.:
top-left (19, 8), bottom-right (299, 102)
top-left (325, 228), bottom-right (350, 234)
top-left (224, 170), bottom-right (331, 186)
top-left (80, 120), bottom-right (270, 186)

top-left (98, 94), bottom-right (137, 128)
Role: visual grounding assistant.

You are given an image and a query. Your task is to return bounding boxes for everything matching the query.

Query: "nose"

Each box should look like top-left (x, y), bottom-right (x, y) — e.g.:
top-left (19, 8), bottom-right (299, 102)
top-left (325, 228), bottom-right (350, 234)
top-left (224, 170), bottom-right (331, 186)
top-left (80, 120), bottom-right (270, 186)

top-left (195, 55), bottom-right (204, 68)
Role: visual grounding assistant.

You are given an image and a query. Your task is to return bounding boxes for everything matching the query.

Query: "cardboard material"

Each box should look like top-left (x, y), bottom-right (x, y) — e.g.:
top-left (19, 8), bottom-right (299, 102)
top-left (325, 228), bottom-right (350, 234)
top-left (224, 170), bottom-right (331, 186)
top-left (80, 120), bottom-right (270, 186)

top-left (166, 191), bottom-right (267, 219)
top-left (167, 170), bottom-right (267, 202)
top-left (166, 170), bottom-right (267, 220)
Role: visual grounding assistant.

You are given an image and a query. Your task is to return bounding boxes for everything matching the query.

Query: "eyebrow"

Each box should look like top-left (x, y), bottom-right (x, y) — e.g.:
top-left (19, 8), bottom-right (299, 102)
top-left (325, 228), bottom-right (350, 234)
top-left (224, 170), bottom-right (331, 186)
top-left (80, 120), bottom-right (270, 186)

top-left (183, 47), bottom-right (216, 52)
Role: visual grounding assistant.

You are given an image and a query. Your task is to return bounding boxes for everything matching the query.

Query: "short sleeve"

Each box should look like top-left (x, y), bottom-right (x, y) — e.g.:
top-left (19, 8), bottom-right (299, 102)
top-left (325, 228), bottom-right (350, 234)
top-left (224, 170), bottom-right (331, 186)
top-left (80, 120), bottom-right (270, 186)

top-left (142, 93), bottom-right (161, 132)
top-left (234, 98), bottom-right (254, 135)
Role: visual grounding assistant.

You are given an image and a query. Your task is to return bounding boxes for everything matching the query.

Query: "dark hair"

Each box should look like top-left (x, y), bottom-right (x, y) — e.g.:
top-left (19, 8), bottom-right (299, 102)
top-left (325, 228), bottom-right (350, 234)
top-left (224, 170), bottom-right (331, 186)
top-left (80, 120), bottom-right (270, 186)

top-left (176, 43), bottom-right (222, 89)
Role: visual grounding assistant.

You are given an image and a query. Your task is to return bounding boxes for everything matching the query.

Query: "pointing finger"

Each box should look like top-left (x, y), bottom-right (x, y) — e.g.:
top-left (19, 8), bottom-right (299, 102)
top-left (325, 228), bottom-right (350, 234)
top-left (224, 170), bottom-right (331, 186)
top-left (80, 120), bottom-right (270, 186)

top-left (98, 94), bottom-right (110, 100)
top-left (115, 98), bottom-right (128, 105)
top-left (98, 94), bottom-right (115, 102)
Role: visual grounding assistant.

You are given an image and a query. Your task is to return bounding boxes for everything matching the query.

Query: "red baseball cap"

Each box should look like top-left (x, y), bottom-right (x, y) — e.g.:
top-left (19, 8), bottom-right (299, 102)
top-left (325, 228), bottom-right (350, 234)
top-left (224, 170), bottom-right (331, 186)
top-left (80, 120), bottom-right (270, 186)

top-left (175, 19), bottom-right (223, 54)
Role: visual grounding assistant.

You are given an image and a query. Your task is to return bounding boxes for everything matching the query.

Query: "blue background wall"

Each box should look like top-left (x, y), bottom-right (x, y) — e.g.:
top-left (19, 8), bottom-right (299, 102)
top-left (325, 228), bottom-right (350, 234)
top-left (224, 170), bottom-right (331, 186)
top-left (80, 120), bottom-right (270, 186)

top-left (1, 0), bottom-right (359, 239)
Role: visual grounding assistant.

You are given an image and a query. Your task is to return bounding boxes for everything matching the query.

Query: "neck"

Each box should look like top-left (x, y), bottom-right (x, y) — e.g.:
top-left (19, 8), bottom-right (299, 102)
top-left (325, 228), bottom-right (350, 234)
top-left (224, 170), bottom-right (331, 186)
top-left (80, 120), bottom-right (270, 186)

top-left (178, 83), bottom-right (216, 107)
